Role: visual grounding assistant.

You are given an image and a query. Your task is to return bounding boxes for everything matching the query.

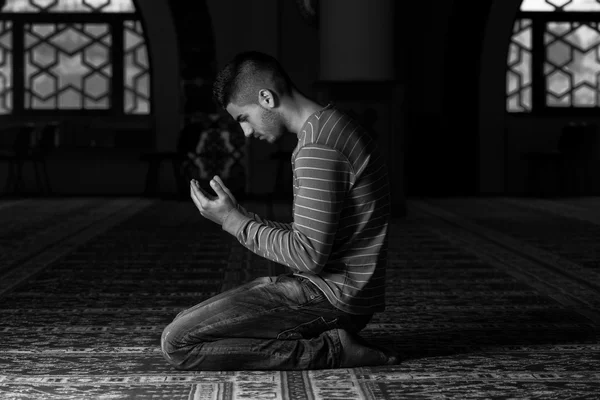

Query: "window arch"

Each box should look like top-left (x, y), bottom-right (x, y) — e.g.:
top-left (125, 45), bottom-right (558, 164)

top-left (0, 0), bottom-right (151, 116)
top-left (507, 0), bottom-right (600, 113)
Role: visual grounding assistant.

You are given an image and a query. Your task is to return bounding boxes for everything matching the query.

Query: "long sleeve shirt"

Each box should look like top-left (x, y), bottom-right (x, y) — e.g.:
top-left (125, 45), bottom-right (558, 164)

top-left (223, 104), bottom-right (391, 315)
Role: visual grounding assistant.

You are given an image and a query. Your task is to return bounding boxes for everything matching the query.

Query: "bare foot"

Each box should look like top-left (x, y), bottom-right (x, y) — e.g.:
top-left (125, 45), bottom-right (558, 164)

top-left (337, 330), bottom-right (399, 367)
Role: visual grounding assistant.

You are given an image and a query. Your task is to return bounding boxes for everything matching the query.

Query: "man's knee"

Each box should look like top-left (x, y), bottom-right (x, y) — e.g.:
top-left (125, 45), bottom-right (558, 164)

top-left (161, 324), bottom-right (212, 371)
top-left (161, 323), bottom-right (189, 369)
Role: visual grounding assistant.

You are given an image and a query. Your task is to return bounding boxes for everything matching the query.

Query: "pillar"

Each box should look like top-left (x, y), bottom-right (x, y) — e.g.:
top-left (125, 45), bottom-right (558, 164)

top-left (319, 0), bottom-right (395, 82)
top-left (315, 0), bottom-right (405, 216)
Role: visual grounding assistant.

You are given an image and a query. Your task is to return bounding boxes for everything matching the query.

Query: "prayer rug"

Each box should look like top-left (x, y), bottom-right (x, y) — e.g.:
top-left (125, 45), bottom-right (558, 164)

top-left (0, 197), bottom-right (599, 399)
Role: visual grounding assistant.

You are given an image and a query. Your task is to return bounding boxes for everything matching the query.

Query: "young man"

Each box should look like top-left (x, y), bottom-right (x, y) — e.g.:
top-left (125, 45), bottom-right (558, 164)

top-left (161, 51), bottom-right (396, 370)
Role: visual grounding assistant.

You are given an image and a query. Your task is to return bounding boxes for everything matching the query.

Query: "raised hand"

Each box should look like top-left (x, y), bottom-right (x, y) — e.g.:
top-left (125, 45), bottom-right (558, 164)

top-left (212, 175), bottom-right (238, 208)
top-left (190, 176), bottom-right (235, 226)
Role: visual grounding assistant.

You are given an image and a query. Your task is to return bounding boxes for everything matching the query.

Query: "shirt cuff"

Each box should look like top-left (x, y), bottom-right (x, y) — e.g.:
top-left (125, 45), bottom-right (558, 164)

top-left (222, 208), bottom-right (252, 236)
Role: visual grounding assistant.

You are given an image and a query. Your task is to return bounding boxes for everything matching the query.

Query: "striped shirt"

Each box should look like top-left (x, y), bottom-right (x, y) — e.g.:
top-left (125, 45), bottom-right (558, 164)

top-left (222, 104), bottom-right (391, 315)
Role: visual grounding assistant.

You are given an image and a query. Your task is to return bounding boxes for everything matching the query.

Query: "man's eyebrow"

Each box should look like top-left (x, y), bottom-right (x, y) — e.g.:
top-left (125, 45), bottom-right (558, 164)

top-left (236, 114), bottom-right (246, 122)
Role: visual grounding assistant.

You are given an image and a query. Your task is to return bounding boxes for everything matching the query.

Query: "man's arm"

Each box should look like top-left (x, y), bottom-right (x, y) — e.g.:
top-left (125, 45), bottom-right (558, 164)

top-left (222, 144), bottom-right (353, 272)
top-left (236, 204), bottom-right (293, 230)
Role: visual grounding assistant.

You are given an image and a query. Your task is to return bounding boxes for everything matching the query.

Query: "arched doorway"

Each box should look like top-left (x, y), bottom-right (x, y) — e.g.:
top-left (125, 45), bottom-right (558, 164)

top-left (478, 0), bottom-right (528, 194)
top-left (480, 0), bottom-right (600, 195)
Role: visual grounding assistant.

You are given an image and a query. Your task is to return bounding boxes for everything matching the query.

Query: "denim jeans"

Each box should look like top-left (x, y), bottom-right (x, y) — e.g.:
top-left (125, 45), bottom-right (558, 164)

top-left (160, 273), bottom-right (372, 370)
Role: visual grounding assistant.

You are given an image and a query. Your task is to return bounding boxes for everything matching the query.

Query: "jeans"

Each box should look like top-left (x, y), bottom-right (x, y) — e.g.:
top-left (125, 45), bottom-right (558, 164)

top-left (160, 273), bottom-right (372, 370)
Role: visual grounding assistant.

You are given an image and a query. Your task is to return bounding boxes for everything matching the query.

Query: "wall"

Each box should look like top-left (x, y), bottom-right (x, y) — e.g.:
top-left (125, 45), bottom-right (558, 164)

top-left (402, 0), bottom-right (453, 196)
top-left (505, 116), bottom-right (600, 195)
top-left (479, 0), bottom-right (600, 196)
top-left (0, 0), bottom-right (321, 197)
top-left (402, 0), bottom-right (490, 196)
top-left (479, 0), bottom-right (521, 194)
top-left (206, 0), bottom-right (319, 197)
top-left (0, 0), bottom-right (180, 196)
top-left (3, 0), bottom-right (536, 198)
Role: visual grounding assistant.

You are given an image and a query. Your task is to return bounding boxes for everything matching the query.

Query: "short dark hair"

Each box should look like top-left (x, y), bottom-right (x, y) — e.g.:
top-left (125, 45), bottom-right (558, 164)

top-left (212, 51), bottom-right (294, 110)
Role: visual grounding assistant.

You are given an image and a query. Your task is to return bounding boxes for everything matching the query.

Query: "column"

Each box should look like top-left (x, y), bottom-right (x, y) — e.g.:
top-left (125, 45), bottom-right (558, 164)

top-left (316, 0), bottom-right (405, 216)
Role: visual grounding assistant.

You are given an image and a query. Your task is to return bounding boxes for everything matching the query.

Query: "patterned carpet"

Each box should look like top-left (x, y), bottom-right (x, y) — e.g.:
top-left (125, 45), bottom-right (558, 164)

top-left (0, 196), bottom-right (599, 399)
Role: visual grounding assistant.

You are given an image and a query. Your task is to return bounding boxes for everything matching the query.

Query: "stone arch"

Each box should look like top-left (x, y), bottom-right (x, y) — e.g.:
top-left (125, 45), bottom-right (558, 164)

top-left (134, 0), bottom-right (180, 151)
top-left (478, 0), bottom-right (522, 193)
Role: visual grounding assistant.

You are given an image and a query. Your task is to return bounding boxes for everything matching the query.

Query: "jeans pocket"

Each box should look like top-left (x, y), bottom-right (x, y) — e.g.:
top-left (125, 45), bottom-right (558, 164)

top-left (277, 316), bottom-right (339, 340)
top-left (297, 276), bottom-right (326, 303)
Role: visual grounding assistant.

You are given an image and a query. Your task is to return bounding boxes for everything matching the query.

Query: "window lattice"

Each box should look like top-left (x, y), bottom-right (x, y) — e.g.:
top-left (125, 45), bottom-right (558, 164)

top-left (0, 22), bottom-right (13, 115)
top-left (24, 23), bottom-right (112, 109)
top-left (2, 0), bottom-right (135, 13)
top-left (521, 0), bottom-right (600, 12)
top-left (507, 0), bottom-right (600, 112)
top-left (507, 19), bottom-right (532, 112)
top-left (124, 20), bottom-right (149, 114)
top-left (545, 22), bottom-right (600, 107)
top-left (0, 0), bottom-right (150, 115)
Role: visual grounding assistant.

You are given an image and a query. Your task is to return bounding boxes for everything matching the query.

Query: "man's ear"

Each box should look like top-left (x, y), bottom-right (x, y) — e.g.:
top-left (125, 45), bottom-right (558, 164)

top-left (258, 89), bottom-right (277, 109)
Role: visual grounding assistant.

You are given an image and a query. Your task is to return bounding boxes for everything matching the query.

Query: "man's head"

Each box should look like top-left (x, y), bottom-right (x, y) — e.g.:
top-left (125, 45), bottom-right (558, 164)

top-left (213, 51), bottom-right (294, 143)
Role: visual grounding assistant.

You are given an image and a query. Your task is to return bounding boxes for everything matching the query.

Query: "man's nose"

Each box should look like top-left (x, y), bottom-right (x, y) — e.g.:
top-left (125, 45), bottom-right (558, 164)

top-left (242, 125), bottom-right (253, 137)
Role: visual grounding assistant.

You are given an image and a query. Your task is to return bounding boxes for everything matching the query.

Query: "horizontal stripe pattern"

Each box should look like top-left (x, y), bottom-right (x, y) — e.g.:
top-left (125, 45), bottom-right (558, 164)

top-left (225, 105), bottom-right (390, 315)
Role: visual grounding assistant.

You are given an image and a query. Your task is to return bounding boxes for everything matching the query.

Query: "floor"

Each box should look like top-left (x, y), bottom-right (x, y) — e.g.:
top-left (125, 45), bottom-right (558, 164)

top-left (0, 196), bottom-right (599, 399)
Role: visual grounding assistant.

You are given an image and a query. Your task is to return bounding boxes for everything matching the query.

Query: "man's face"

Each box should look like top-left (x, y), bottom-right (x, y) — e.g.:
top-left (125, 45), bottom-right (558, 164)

top-left (226, 102), bottom-right (286, 144)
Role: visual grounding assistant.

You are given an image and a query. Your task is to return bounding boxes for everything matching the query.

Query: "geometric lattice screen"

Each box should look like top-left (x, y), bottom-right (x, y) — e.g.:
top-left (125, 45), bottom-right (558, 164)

top-left (2, 0), bottom-right (135, 12)
top-left (124, 20), bottom-right (149, 114)
top-left (24, 23), bottom-right (113, 110)
top-left (507, 19), bottom-right (532, 112)
top-left (0, 0), bottom-right (149, 115)
top-left (0, 22), bottom-right (13, 115)
top-left (545, 21), bottom-right (600, 107)
top-left (507, 0), bottom-right (600, 112)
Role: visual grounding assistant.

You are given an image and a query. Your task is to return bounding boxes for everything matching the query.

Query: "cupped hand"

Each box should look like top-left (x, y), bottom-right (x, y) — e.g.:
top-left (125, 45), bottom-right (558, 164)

top-left (212, 175), bottom-right (238, 208)
top-left (190, 176), bottom-right (236, 225)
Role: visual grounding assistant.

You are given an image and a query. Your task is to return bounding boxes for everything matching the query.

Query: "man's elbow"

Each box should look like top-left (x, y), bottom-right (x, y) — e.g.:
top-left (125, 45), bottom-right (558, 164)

top-left (306, 256), bottom-right (327, 274)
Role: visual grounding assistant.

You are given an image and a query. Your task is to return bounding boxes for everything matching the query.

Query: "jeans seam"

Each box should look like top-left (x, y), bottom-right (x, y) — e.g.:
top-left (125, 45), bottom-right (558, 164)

top-left (276, 316), bottom-right (329, 339)
top-left (329, 329), bottom-right (342, 368)
top-left (189, 304), bottom-right (291, 338)
top-left (198, 346), bottom-right (291, 359)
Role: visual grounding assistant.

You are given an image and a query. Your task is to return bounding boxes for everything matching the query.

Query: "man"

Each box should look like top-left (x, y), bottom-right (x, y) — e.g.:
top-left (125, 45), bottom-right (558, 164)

top-left (161, 51), bottom-right (396, 370)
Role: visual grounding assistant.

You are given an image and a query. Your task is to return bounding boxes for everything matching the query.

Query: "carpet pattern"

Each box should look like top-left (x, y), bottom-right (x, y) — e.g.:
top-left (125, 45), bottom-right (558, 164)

top-left (0, 197), bottom-right (599, 399)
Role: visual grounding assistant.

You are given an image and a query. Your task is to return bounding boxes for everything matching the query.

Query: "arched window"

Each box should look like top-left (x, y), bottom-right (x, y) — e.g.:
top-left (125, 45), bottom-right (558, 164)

top-left (0, 0), bottom-right (150, 116)
top-left (507, 0), bottom-right (600, 113)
